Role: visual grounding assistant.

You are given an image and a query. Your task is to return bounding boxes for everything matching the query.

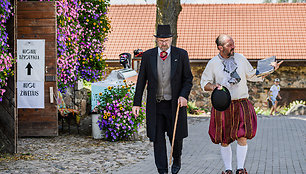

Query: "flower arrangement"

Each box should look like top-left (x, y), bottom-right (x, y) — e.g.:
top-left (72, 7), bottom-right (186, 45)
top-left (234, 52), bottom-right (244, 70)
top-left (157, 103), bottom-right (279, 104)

top-left (77, 0), bottom-right (111, 83)
top-left (57, 0), bottom-right (81, 93)
top-left (56, 0), bottom-right (111, 93)
top-left (96, 80), bottom-right (146, 141)
top-left (0, 0), bottom-right (14, 101)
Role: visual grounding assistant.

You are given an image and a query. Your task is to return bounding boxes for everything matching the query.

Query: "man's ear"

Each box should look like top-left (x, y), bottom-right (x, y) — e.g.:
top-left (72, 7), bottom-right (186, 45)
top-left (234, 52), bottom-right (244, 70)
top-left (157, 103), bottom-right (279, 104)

top-left (217, 45), bottom-right (223, 51)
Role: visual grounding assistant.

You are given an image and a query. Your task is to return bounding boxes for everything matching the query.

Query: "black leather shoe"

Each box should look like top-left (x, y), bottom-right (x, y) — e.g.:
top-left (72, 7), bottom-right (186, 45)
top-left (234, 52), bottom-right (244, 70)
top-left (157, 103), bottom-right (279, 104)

top-left (158, 170), bottom-right (168, 174)
top-left (236, 168), bottom-right (248, 174)
top-left (171, 157), bottom-right (181, 174)
top-left (222, 170), bottom-right (233, 174)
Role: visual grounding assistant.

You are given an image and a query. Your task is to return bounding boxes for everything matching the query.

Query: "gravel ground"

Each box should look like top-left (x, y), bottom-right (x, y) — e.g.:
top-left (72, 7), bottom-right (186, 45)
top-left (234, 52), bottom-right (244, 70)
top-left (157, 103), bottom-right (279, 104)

top-left (0, 115), bottom-right (151, 174)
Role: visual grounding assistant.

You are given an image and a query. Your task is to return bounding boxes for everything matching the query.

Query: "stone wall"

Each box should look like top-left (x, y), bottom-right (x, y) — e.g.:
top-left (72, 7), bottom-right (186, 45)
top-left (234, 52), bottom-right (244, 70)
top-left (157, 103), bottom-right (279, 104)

top-left (61, 87), bottom-right (91, 116)
top-left (105, 61), bottom-right (306, 111)
top-left (189, 62), bottom-right (306, 110)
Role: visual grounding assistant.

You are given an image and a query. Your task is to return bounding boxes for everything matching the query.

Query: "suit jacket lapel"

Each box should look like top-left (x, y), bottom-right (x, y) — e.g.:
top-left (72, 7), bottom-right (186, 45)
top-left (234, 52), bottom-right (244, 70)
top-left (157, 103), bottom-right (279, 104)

top-left (171, 46), bottom-right (179, 79)
top-left (150, 47), bottom-right (158, 80)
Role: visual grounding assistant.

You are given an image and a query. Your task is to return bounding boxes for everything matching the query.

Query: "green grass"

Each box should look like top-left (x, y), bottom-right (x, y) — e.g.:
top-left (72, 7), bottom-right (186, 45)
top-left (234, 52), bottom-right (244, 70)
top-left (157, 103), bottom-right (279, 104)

top-left (255, 100), bottom-right (305, 115)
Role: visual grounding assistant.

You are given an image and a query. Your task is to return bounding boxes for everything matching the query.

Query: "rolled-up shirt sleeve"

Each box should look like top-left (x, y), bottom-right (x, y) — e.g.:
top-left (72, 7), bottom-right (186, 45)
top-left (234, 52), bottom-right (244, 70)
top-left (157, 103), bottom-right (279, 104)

top-left (244, 57), bottom-right (264, 82)
top-left (200, 61), bottom-right (214, 91)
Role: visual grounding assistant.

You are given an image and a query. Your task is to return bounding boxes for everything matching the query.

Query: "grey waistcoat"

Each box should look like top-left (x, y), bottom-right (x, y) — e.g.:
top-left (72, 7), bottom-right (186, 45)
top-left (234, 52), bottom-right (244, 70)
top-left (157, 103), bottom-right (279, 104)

top-left (156, 53), bottom-right (172, 100)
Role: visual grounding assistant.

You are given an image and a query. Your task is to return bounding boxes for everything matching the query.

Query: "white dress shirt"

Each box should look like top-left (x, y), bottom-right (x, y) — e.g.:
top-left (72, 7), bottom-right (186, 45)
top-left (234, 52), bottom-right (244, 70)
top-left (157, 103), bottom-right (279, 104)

top-left (200, 53), bottom-right (263, 100)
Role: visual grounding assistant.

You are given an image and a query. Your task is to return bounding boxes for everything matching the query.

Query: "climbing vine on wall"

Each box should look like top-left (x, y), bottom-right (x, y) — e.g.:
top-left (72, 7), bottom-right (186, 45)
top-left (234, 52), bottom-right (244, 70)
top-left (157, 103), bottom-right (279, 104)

top-left (0, 0), bottom-right (14, 101)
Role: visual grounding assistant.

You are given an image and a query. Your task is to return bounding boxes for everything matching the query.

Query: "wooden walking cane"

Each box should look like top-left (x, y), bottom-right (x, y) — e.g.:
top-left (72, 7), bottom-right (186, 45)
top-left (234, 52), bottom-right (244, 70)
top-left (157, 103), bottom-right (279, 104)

top-left (169, 103), bottom-right (180, 166)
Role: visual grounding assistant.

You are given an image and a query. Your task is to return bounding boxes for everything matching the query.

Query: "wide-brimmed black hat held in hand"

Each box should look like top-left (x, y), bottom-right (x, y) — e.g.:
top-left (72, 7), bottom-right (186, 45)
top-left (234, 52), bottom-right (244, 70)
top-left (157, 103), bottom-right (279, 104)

top-left (211, 86), bottom-right (231, 111)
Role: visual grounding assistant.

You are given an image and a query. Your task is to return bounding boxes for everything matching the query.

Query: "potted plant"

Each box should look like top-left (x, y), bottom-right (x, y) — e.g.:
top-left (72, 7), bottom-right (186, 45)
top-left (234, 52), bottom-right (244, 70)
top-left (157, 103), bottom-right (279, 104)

top-left (95, 80), bottom-right (145, 141)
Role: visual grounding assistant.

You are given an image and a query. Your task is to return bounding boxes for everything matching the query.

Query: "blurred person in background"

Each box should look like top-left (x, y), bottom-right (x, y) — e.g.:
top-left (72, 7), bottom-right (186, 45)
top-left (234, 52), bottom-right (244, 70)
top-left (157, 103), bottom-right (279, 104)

top-left (268, 78), bottom-right (282, 115)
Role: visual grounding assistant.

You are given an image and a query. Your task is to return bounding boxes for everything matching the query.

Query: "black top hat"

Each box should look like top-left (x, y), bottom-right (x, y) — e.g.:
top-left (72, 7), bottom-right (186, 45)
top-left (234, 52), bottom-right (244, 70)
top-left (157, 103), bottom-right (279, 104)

top-left (211, 86), bottom-right (231, 111)
top-left (154, 25), bottom-right (173, 38)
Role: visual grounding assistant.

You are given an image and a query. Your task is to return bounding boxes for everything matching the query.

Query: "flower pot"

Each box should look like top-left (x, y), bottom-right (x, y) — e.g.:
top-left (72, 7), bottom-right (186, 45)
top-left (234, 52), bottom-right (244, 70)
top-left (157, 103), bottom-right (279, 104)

top-left (91, 113), bottom-right (103, 139)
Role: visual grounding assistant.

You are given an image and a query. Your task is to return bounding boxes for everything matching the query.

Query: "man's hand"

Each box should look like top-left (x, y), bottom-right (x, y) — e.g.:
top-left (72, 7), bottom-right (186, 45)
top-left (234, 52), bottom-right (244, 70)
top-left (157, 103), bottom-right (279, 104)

top-left (271, 60), bottom-right (284, 71)
top-left (132, 106), bottom-right (140, 117)
top-left (178, 96), bottom-right (187, 107)
top-left (204, 83), bottom-right (221, 91)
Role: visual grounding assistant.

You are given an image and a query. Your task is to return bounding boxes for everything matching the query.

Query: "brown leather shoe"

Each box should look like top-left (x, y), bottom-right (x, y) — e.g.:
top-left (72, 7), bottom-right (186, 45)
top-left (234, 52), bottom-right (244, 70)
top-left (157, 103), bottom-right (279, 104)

top-left (236, 168), bottom-right (248, 174)
top-left (222, 170), bottom-right (233, 174)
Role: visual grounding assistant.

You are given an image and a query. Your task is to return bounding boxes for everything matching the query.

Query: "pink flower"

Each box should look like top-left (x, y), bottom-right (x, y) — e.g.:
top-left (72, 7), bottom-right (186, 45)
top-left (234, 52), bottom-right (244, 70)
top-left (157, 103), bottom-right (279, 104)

top-left (0, 89), bottom-right (6, 95)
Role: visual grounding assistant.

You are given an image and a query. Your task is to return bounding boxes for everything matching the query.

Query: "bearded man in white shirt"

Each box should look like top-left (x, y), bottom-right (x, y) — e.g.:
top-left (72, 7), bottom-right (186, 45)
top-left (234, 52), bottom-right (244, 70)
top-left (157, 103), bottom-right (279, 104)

top-left (200, 34), bottom-right (283, 174)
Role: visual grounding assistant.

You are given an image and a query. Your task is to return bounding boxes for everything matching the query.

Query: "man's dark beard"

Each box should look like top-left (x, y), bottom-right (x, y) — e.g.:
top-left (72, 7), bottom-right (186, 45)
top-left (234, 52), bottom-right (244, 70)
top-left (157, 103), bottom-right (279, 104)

top-left (228, 49), bottom-right (234, 57)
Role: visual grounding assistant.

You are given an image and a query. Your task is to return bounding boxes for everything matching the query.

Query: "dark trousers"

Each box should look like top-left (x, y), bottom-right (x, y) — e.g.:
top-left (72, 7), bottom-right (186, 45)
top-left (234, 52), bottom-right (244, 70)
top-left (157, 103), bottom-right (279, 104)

top-left (154, 100), bottom-right (183, 173)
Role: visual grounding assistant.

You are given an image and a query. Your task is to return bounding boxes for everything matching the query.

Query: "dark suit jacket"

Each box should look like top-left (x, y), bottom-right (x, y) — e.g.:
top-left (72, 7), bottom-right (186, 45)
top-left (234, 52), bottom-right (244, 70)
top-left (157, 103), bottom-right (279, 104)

top-left (133, 46), bottom-right (193, 141)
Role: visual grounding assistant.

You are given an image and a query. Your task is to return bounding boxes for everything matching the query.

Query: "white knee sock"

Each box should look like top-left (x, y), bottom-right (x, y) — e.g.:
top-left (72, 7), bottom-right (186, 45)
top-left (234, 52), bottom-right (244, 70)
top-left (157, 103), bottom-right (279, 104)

top-left (221, 145), bottom-right (232, 171)
top-left (236, 144), bottom-right (248, 169)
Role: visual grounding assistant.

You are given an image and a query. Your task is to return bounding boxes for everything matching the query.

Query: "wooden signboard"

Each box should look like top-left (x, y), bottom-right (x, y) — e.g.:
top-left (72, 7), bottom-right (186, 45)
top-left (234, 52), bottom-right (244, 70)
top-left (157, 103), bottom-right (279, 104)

top-left (17, 1), bottom-right (58, 136)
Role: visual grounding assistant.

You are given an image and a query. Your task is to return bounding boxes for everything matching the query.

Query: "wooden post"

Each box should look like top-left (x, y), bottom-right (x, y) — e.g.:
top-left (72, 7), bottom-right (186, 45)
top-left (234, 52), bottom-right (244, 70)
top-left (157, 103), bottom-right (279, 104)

top-left (17, 1), bottom-right (58, 137)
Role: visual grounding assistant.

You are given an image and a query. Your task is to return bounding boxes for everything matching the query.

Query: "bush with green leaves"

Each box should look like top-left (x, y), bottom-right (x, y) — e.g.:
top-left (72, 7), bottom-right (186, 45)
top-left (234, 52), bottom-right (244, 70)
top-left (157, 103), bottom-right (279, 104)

top-left (279, 100), bottom-right (305, 115)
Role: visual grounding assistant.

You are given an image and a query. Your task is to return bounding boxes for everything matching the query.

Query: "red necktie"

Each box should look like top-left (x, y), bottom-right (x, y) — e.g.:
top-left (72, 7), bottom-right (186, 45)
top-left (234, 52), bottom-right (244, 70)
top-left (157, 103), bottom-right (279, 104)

top-left (160, 51), bottom-right (168, 61)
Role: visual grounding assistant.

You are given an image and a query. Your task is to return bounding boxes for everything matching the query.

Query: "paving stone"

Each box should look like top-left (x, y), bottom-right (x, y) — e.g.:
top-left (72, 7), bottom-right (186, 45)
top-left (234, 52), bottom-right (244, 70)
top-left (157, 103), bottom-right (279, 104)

top-left (0, 115), bottom-right (305, 174)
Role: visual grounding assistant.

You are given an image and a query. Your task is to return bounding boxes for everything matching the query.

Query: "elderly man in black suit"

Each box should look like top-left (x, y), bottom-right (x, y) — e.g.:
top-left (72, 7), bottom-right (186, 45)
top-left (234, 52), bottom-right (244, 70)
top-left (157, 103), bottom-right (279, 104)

top-left (132, 25), bottom-right (193, 174)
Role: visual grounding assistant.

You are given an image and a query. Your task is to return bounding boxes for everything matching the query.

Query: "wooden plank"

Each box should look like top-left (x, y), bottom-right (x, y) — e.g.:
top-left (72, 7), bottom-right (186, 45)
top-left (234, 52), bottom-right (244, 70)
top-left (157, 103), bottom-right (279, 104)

top-left (17, 2), bottom-right (55, 12)
top-left (17, 18), bottom-right (55, 27)
top-left (17, 11), bottom-right (55, 19)
top-left (19, 122), bottom-right (58, 136)
top-left (0, 127), bottom-right (14, 153)
top-left (17, 26), bottom-right (56, 35)
top-left (20, 128), bottom-right (57, 137)
top-left (17, 34), bottom-right (56, 42)
top-left (0, 95), bottom-right (14, 117)
top-left (0, 106), bottom-right (15, 141)
top-left (1, 83), bottom-right (15, 117)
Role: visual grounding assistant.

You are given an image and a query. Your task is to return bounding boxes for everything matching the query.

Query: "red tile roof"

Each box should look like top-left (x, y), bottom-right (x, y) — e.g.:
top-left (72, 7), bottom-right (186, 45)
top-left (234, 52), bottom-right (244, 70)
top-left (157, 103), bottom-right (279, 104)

top-left (105, 4), bottom-right (156, 61)
top-left (105, 3), bottom-right (306, 61)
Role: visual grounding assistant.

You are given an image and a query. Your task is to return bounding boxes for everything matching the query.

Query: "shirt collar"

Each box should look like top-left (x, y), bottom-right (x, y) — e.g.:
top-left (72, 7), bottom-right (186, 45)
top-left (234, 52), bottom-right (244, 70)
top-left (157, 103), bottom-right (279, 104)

top-left (158, 47), bottom-right (171, 56)
top-left (218, 53), bottom-right (234, 60)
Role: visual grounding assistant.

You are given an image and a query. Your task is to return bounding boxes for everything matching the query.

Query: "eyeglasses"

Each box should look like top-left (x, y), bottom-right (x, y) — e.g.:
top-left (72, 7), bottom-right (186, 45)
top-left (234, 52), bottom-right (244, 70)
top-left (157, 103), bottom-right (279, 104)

top-left (157, 39), bottom-right (171, 44)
